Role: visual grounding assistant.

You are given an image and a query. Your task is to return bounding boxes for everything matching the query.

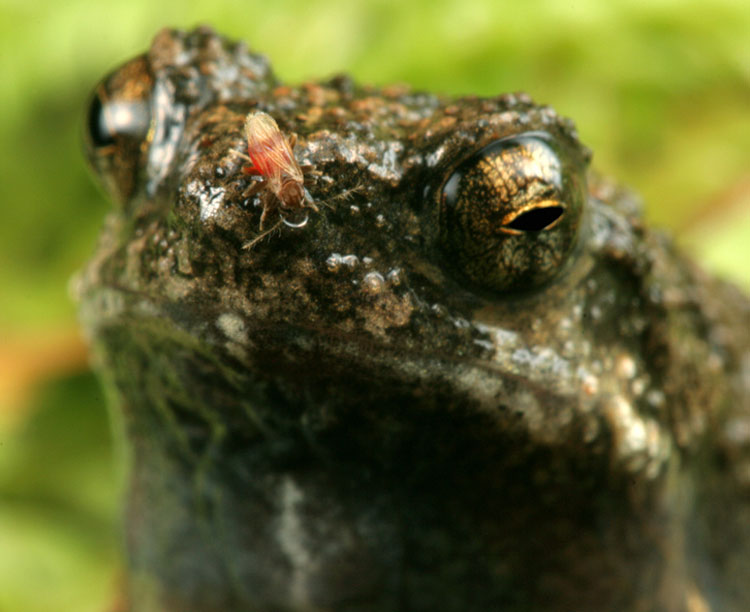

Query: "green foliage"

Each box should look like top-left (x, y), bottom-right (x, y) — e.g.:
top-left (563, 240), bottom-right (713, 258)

top-left (0, 373), bottom-right (122, 612)
top-left (0, 1), bottom-right (747, 609)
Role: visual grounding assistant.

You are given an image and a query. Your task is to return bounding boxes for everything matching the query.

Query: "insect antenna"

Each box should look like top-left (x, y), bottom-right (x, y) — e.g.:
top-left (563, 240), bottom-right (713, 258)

top-left (242, 219), bottom-right (283, 250)
top-left (317, 183), bottom-right (365, 210)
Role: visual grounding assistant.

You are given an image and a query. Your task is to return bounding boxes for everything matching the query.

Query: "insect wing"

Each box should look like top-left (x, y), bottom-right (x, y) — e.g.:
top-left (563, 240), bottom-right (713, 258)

top-left (245, 112), bottom-right (301, 180)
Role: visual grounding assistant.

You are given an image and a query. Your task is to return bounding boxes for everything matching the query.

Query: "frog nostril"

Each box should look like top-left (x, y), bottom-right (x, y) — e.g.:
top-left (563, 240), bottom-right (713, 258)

top-left (503, 204), bottom-right (564, 233)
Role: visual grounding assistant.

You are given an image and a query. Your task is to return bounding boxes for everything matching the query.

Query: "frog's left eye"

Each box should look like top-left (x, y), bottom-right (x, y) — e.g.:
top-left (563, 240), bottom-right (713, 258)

top-left (84, 56), bottom-right (153, 205)
top-left (438, 133), bottom-right (586, 292)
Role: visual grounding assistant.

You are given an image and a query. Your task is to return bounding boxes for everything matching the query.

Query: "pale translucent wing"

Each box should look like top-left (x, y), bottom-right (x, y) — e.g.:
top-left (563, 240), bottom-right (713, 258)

top-left (244, 112), bottom-right (301, 179)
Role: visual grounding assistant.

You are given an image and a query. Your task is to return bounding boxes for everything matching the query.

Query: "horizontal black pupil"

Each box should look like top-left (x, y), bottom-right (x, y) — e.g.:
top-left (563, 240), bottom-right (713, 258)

top-left (506, 206), bottom-right (564, 232)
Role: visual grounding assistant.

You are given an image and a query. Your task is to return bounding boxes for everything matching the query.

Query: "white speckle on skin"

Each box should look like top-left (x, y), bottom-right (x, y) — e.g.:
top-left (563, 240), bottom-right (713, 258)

top-left (367, 142), bottom-right (404, 182)
top-left (615, 354), bottom-right (637, 379)
top-left (362, 271), bottom-right (385, 294)
top-left (386, 268), bottom-right (402, 286)
top-left (625, 414), bottom-right (647, 457)
top-left (606, 396), bottom-right (642, 447)
top-left (278, 477), bottom-right (312, 606)
top-left (425, 144), bottom-right (447, 167)
top-left (493, 328), bottom-right (519, 347)
top-left (341, 254), bottom-right (359, 269)
top-left (631, 377), bottom-right (647, 397)
top-left (605, 395), bottom-right (669, 477)
top-left (473, 338), bottom-right (495, 352)
top-left (186, 179), bottom-right (226, 221)
top-left (326, 253), bottom-right (342, 272)
top-left (577, 367), bottom-right (599, 398)
top-left (488, 111), bottom-right (520, 127)
top-left (217, 312), bottom-right (247, 344)
top-left (646, 389), bottom-right (666, 408)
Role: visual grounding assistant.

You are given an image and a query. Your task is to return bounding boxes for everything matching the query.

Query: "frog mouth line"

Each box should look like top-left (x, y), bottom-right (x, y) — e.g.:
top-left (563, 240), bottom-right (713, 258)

top-left (499, 199), bottom-right (565, 235)
top-left (85, 280), bottom-right (578, 397)
top-left (83, 281), bottom-right (655, 473)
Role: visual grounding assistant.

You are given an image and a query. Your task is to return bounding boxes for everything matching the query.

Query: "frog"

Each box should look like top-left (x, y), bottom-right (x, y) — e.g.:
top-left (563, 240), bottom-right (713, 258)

top-left (78, 25), bottom-right (750, 612)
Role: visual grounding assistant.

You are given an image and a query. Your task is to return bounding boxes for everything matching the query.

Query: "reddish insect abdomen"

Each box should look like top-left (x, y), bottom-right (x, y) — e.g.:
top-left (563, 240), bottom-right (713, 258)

top-left (248, 133), bottom-right (286, 176)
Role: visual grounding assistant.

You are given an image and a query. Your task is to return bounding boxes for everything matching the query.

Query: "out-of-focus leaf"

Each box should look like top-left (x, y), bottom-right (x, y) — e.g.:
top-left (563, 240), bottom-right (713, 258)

top-left (0, 372), bottom-right (122, 612)
top-left (1, 1), bottom-right (747, 610)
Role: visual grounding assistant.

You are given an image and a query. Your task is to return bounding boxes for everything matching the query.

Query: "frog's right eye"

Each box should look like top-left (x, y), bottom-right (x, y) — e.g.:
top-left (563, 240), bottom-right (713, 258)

top-left (84, 56), bottom-right (153, 205)
top-left (438, 132), bottom-right (586, 292)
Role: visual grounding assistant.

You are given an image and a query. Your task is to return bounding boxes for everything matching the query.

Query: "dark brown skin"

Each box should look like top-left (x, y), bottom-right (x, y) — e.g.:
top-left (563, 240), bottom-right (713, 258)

top-left (79, 26), bottom-right (750, 612)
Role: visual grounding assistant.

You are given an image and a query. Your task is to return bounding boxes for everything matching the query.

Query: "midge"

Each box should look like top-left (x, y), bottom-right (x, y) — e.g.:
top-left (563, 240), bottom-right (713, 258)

top-left (235, 111), bottom-right (317, 231)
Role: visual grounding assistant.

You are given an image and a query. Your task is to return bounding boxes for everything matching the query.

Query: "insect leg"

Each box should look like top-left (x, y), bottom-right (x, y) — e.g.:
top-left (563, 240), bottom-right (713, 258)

top-left (243, 179), bottom-right (265, 197)
top-left (258, 194), bottom-right (277, 230)
top-left (227, 149), bottom-right (252, 163)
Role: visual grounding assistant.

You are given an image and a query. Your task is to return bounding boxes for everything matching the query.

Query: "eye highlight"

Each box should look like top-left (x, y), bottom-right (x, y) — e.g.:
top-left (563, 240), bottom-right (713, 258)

top-left (439, 133), bottom-right (586, 292)
top-left (84, 56), bottom-right (154, 206)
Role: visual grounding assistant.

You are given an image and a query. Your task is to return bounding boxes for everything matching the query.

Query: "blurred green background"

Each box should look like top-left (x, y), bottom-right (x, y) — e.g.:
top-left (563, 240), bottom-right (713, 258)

top-left (0, 0), bottom-right (748, 610)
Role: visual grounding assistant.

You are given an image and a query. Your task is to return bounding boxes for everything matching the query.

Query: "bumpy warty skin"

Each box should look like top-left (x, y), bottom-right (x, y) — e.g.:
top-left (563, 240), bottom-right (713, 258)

top-left (79, 26), bottom-right (750, 612)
